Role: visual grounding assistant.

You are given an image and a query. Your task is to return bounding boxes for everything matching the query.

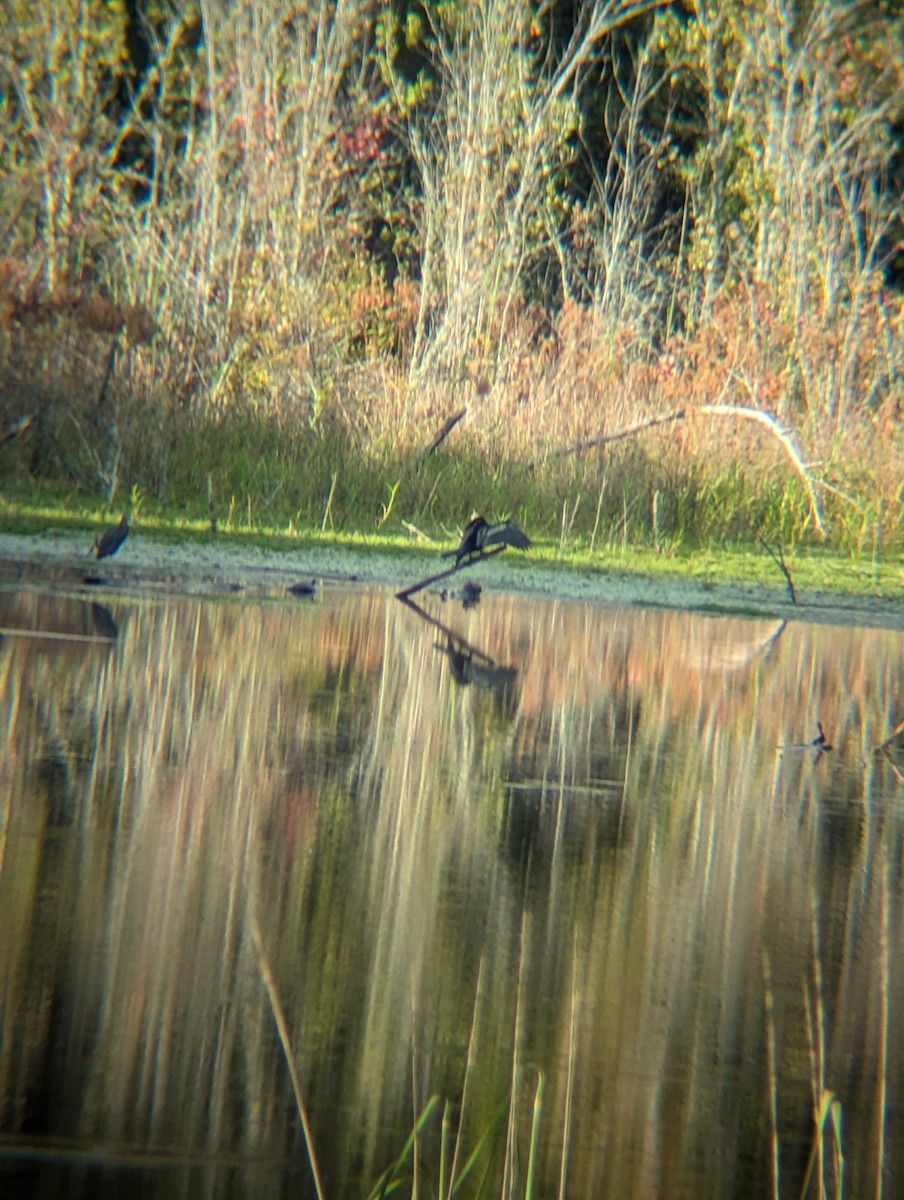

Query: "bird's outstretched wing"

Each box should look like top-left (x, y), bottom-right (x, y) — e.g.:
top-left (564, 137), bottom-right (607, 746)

top-left (478, 520), bottom-right (532, 552)
top-left (442, 516), bottom-right (531, 564)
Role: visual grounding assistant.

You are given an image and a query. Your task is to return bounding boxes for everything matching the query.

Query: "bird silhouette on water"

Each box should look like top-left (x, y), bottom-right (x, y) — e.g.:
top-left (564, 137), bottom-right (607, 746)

top-left (443, 515), bottom-right (532, 565)
top-left (288, 579), bottom-right (318, 598)
top-left (812, 722), bottom-right (833, 752)
top-left (94, 514), bottom-right (130, 559)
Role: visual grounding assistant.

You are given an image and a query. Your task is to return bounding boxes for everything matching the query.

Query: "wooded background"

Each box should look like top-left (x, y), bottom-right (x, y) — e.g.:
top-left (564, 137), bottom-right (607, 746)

top-left (2, 1), bottom-right (903, 551)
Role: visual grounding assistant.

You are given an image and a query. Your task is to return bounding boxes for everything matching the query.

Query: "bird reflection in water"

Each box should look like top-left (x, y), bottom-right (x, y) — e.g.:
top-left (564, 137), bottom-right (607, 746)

top-left (438, 580), bottom-right (482, 609)
top-left (438, 635), bottom-right (517, 692)
top-left (397, 594), bottom-right (519, 701)
top-left (90, 601), bottom-right (119, 641)
top-left (287, 579), bottom-right (318, 598)
top-left (779, 721), bottom-right (834, 762)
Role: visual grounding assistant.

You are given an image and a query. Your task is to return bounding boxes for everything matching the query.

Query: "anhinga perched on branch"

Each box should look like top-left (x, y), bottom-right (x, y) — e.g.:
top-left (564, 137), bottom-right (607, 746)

top-left (396, 514), bottom-right (532, 601)
top-left (442, 515), bottom-right (532, 565)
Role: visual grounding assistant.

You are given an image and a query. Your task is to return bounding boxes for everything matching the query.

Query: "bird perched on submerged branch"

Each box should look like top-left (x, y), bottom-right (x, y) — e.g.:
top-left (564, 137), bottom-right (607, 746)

top-left (443, 515), bottom-right (532, 565)
top-left (93, 513), bottom-right (130, 560)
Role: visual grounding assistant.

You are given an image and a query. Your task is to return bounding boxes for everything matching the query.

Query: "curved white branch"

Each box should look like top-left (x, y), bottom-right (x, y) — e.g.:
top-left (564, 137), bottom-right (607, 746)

top-left (545, 403), bottom-right (828, 538)
top-left (698, 405), bottom-right (827, 538)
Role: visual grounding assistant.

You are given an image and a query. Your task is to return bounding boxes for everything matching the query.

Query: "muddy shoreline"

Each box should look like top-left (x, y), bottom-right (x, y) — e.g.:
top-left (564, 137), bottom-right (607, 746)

top-left (1, 531), bottom-right (902, 630)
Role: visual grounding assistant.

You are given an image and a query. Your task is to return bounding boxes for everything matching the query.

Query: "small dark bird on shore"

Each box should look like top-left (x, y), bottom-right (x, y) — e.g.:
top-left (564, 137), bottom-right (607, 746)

top-left (94, 514), bottom-right (130, 560)
top-left (443, 515), bottom-right (532, 565)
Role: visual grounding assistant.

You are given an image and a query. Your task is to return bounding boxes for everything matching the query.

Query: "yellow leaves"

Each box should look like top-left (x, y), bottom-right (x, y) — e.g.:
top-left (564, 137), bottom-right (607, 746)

top-left (9, 0), bottom-right (129, 88)
top-left (403, 11), bottom-right (424, 50)
top-left (5, 0), bottom-right (129, 160)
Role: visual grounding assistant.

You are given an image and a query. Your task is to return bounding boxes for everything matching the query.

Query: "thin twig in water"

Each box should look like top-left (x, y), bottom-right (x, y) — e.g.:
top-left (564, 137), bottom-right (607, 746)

top-left (448, 956), bottom-right (486, 1187)
top-left (880, 746), bottom-right (904, 784)
top-left (0, 627), bottom-right (116, 644)
top-left (873, 717), bottom-right (904, 756)
top-left (250, 916), bottom-right (326, 1200)
top-left (762, 951), bottom-right (781, 1200)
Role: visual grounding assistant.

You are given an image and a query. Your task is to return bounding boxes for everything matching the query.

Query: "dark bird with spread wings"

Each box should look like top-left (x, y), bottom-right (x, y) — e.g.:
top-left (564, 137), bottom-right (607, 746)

top-left (443, 515), bottom-right (532, 565)
top-left (94, 514), bottom-right (130, 560)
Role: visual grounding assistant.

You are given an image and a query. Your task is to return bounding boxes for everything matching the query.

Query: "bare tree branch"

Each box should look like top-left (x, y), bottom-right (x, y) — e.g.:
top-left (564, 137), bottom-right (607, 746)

top-left (541, 403), bottom-right (828, 538)
top-left (699, 405), bottom-right (826, 538)
top-left (396, 544), bottom-right (505, 600)
top-left (423, 407), bottom-right (467, 457)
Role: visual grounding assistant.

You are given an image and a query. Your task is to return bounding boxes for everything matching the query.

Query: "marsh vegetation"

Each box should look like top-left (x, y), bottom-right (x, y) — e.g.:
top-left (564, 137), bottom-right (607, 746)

top-left (1, 1), bottom-right (903, 564)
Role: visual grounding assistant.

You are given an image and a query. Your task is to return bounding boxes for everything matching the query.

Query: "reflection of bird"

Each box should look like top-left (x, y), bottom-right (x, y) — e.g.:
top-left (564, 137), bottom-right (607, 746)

top-left (779, 721), bottom-right (834, 756)
top-left (437, 636), bottom-right (518, 692)
top-left (460, 580), bottom-right (482, 609)
top-left (90, 601), bottom-right (119, 640)
top-left (812, 722), bottom-right (833, 752)
top-left (94, 514), bottom-right (130, 560)
top-left (439, 580), bottom-right (482, 608)
top-left (443, 515), bottom-right (532, 565)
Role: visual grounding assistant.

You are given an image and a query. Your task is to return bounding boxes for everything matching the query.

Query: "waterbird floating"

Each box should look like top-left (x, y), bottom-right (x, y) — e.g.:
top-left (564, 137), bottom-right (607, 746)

top-left (288, 579), bottom-right (318, 598)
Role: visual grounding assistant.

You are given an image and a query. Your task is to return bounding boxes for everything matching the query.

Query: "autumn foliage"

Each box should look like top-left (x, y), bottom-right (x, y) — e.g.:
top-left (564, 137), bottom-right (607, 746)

top-left (1, 0), bottom-right (903, 551)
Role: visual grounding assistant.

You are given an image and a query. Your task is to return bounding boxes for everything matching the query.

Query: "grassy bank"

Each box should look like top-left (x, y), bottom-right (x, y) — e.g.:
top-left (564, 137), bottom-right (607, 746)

top-left (2, 318), bottom-right (900, 562)
top-left (2, 483), bottom-right (900, 605)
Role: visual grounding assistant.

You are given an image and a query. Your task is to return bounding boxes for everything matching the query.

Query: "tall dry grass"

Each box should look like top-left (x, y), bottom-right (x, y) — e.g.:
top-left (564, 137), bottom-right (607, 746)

top-left (1, 0), bottom-right (902, 550)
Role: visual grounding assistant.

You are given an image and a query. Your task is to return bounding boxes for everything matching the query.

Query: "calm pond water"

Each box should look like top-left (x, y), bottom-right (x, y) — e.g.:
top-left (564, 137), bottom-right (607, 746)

top-left (1, 579), bottom-right (903, 1199)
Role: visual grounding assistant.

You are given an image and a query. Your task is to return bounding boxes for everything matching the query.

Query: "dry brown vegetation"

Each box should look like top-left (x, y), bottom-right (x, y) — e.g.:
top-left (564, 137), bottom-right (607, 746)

top-left (1, 0), bottom-right (903, 555)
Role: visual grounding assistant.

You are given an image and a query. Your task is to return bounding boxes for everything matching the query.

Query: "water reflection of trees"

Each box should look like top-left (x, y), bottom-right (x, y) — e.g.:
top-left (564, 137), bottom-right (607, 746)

top-left (1, 585), bottom-right (903, 1197)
